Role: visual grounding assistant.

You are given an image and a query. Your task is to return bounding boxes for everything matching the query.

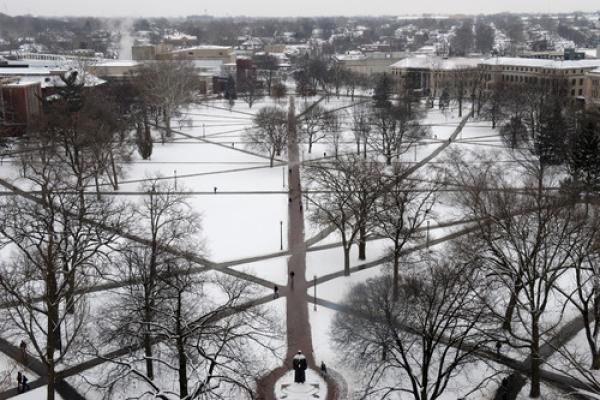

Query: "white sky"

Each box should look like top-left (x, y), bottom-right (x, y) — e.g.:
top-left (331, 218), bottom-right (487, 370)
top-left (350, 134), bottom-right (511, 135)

top-left (1, 0), bottom-right (599, 18)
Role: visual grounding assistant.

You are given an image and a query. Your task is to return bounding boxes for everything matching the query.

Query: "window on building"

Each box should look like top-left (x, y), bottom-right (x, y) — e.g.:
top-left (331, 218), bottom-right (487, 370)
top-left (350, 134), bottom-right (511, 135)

top-left (571, 89), bottom-right (575, 96)
top-left (579, 88), bottom-right (583, 96)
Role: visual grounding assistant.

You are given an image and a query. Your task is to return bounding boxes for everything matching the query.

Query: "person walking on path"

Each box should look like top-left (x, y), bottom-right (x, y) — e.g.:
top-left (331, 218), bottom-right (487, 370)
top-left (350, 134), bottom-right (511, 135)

top-left (19, 340), bottom-right (27, 365)
top-left (273, 285), bottom-right (279, 299)
top-left (289, 271), bottom-right (295, 290)
top-left (213, 186), bottom-right (217, 194)
top-left (16, 371), bottom-right (22, 393)
top-left (21, 374), bottom-right (29, 392)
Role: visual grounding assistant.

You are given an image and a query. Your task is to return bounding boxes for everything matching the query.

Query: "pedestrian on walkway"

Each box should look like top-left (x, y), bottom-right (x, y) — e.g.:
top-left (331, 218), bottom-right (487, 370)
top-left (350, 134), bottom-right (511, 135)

top-left (16, 371), bottom-right (22, 393)
top-left (495, 341), bottom-right (502, 358)
top-left (290, 271), bottom-right (295, 289)
top-left (19, 340), bottom-right (27, 365)
top-left (213, 187), bottom-right (217, 194)
top-left (21, 374), bottom-right (29, 392)
top-left (273, 285), bottom-right (279, 299)
top-left (320, 361), bottom-right (327, 376)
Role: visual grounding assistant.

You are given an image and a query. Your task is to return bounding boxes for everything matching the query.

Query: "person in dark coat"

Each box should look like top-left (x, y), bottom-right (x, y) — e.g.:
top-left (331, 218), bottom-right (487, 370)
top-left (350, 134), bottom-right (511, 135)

top-left (16, 371), bottom-right (22, 393)
top-left (21, 374), bottom-right (30, 392)
top-left (292, 350), bottom-right (307, 383)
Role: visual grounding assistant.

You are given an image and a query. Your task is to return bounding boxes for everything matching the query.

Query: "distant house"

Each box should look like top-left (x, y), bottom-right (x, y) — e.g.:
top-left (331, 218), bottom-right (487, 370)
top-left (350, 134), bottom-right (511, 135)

top-left (1, 78), bottom-right (43, 134)
top-left (0, 65), bottom-right (105, 135)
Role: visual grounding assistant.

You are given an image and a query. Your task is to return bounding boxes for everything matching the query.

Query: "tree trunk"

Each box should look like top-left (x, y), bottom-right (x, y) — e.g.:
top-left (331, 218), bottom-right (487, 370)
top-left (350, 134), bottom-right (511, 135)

top-left (176, 296), bottom-right (188, 398)
top-left (47, 268), bottom-right (58, 400)
top-left (356, 139), bottom-right (360, 155)
top-left (592, 352), bottom-right (600, 370)
top-left (503, 283), bottom-right (521, 330)
top-left (110, 151), bottom-right (119, 190)
top-left (358, 225), bottom-right (366, 260)
top-left (363, 140), bottom-right (367, 159)
top-left (94, 171), bottom-right (101, 200)
top-left (47, 360), bottom-right (56, 400)
top-left (530, 317), bottom-right (541, 398)
top-left (392, 252), bottom-right (399, 302)
top-left (343, 246), bottom-right (351, 276)
top-left (458, 98), bottom-right (463, 117)
top-left (144, 331), bottom-right (154, 380)
top-left (308, 138), bottom-right (313, 154)
top-left (164, 109), bottom-right (172, 138)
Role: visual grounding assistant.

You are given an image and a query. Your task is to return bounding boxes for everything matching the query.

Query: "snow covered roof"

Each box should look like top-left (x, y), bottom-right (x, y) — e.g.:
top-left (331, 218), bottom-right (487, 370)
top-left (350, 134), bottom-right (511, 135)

top-left (389, 56), bottom-right (481, 71)
top-left (480, 57), bottom-right (600, 70)
top-left (171, 45), bottom-right (232, 53)
top-left (0, 68), bottom-right (105, 88)
top-left (0, 67), bottom-right (66, 76)
top-left (334, 51), bottom-right (366, 61)
top-left (591, 67), bottom-right (600, 74)
top-left (92, 60), bottom-right (140, 68)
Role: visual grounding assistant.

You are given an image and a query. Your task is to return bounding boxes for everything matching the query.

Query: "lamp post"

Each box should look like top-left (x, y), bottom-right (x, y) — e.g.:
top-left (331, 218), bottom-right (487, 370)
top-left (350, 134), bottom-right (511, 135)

top-left (282, 167), bottom-right (286, 188)
top-left (174, 169), bottom-right (177, 190)
top-left (280, 220), bottom-right (283, 250)
top-left (426, 220), bottom-right (431, 249)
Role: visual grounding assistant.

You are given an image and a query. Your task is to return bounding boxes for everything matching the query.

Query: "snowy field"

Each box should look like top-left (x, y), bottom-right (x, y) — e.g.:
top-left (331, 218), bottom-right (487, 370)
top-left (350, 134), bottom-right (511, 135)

top-left (0, 94), bottom-right (590, 399)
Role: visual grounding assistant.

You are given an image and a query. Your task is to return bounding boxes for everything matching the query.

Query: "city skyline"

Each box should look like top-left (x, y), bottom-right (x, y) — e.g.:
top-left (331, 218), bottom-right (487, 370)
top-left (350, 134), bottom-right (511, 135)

top-left (2, 0), bottom-right (599, 18)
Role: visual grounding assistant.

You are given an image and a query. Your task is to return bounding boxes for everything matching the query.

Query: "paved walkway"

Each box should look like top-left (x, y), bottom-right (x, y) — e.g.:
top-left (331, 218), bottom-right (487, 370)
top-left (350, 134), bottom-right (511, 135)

top-left (0, 338), bottom-right (85, 400)
top-left (257, 98), bottom-right (337, 400)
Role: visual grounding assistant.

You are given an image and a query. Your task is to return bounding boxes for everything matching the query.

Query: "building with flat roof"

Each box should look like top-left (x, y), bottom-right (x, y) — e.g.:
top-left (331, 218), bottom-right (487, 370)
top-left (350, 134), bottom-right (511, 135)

top-left (389, 56), bottom-right (481, 96)
top-left (334, 51), bottom-right (406, 76)
top-left (584, 68), bottom-right (600, 112)
top-left (479, 57), bottom-right (600, 100)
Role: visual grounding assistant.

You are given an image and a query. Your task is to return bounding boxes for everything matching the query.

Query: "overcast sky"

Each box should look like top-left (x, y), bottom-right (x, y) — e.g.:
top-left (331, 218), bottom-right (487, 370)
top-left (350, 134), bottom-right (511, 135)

top-left (1, 0), bottom-right (599, 18)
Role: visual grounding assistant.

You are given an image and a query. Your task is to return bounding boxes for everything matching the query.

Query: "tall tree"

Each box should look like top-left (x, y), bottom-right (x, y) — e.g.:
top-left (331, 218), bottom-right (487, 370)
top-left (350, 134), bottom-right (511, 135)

top-left (474, 22), bottom-right (495, 54)
top-left (306, 155), bottom-right (385, 275)
top-left (332, 261), bottom-right (490, 400)
top-left (0, 146), bottom-right (122, 400)
top-left (246, 106), bottom-right (287, 167)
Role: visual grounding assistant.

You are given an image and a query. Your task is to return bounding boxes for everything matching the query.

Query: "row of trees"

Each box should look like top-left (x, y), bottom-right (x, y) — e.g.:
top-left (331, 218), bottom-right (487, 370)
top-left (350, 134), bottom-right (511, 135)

top-left (331, 148), bottom-right (600, 399)
top-left (0, 83), bottom-right (276, 399)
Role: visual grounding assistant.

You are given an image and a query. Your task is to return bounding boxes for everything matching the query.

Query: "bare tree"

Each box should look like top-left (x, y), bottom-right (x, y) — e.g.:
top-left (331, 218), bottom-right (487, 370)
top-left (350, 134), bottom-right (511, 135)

top-left (0, 147), bottom-right (122, 400)
top-left (254, 53), bottom-right (279, 95)
top-left (246, 106), bottom-right (287, 167)
top-left (332, 260), bottom-right (491, 400)
top-left (103, 179), bottom-right (201, 380)
top-left (299, 103), bottom-right (327, 154)
top-left (305, 155), bottom-right (385, 275)
top-left (135, 60), bottom-right (198, 140)
top-left (375, 167), bottom-right (438, 301)
top-left (351, 104), bottom-right (371, 159)
top-left (238, 73), bottom-right (264, 109)
top-left (369, 101), bottom-right (423, 166)
top-left (97, 271), bottom-right (279, 400)
top-left (449, 154), bottom-right (578, 398)
top-left (322, 111), bottom-right (343, 159)
top-left (557, 204), bottom-right (600, 370)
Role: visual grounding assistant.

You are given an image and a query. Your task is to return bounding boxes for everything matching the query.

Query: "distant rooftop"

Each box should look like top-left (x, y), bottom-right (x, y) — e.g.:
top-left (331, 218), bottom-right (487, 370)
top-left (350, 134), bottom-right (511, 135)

top-left (389, 56), bottom-right (481, 70)
top-left (480, 57), bottom-right (600, 69)
top-left (170, 45), bottom-right (233, 53)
